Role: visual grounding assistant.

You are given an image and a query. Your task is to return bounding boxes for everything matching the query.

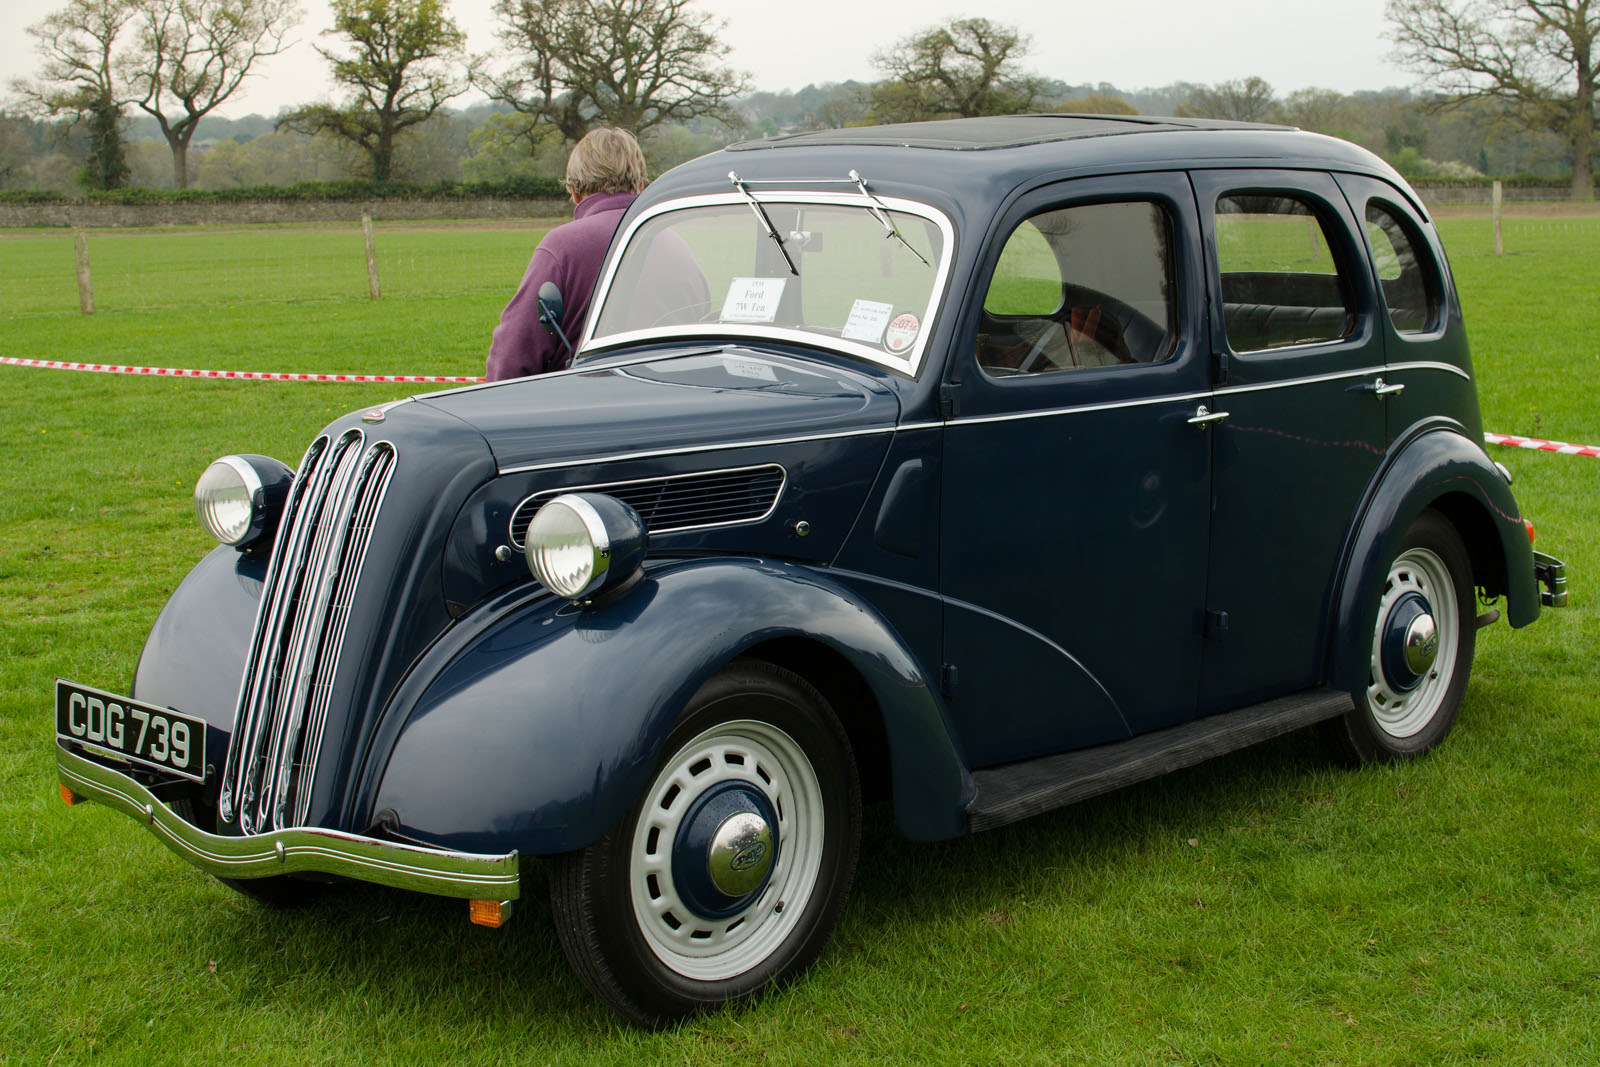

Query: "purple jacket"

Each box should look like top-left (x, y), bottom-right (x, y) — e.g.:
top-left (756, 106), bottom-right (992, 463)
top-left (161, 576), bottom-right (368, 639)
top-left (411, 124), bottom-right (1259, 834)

top-left (486, 190), bottom-right (637, 381)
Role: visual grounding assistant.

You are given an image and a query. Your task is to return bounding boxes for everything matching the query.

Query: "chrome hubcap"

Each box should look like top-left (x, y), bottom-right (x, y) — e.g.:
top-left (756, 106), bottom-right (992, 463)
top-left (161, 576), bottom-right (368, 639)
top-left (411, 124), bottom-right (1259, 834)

top-left (708, 810), bottom-right (775, 896)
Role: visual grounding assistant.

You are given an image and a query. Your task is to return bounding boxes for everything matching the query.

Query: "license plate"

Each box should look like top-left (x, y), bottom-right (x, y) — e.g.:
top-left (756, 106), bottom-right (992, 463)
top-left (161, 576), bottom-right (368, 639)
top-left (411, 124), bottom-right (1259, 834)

top-left (56, 679), bottom-right (208, 783)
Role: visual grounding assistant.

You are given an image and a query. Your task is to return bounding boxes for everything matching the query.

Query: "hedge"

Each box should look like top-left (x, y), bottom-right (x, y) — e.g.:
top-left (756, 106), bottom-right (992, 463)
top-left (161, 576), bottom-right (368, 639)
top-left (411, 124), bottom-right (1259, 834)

top-left (0, 175), bottom-right (568, 205)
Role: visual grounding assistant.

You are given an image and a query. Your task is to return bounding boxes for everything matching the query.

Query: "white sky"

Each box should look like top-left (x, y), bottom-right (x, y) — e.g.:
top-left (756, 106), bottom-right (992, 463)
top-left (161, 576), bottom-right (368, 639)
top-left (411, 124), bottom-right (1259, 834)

top-left (1, 0), bottom-right (1419, 119)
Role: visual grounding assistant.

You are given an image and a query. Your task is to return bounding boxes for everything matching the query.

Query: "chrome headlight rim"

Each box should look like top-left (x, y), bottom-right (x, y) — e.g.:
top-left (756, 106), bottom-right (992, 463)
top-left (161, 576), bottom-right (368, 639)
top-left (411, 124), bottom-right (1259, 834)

top-left (194, 454), bottom-right (291, 549)
top-left (524, 492), bottom-right (647, 602)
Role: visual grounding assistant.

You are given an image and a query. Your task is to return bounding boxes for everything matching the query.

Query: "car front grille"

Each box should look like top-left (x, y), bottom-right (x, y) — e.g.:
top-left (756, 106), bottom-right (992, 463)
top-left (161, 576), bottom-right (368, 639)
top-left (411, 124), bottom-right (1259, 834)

top-left (508, 464), bottom-right (786, 548)
top-left (220, 429), bottom-right (396, 834)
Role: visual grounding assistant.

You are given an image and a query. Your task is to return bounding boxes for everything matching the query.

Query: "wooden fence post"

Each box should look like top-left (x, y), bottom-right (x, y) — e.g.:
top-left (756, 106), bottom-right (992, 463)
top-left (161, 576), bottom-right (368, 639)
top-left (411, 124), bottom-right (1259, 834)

top-left (1492, 180), bottom-right (1504, 255)
top-left (73, 228), bottom-right (95, 314)
top-left (362, 213), bottom-right (381, 299)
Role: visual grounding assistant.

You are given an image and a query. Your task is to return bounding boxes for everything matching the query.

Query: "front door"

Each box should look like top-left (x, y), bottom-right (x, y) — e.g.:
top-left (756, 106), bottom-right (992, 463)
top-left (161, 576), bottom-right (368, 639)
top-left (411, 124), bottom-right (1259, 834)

top-left (939, 173), bottom-right (1214, 768)
top-left (1191, 171), bottom-right (1390, 713)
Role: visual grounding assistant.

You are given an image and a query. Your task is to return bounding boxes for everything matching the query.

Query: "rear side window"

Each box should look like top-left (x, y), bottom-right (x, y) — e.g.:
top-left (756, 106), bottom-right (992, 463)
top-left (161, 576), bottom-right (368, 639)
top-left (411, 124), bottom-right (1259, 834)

top-left (1215, 193), bottom-right (1355, 352)
top-left (1364, 200), bottom-right (1441, 334)
top-left (978, 200), bottom-right (1176, 377)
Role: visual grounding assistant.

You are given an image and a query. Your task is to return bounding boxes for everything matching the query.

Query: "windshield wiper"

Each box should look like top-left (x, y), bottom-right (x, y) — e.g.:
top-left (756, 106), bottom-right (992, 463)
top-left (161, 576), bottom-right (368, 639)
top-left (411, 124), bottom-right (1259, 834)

top-left (728, 171), bottom-right (798, 276)
top-left (849, 169), bottom-right (931, 267)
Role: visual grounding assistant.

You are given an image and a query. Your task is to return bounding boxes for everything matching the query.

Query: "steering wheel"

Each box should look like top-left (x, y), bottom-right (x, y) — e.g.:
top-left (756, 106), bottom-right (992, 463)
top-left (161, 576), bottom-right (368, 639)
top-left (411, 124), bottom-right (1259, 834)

top-left (1014, 284), bottom-right (1168, 375)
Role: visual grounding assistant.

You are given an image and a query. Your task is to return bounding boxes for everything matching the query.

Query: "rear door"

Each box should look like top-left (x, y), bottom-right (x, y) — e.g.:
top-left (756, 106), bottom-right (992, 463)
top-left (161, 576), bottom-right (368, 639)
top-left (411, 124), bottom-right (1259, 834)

top-left (1190, 170), bottom-right (1388, 713)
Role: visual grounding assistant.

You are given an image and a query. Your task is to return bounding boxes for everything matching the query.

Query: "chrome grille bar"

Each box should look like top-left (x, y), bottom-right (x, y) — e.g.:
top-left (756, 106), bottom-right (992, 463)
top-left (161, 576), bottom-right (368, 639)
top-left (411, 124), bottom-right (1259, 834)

top-left (220, 429), bottom-right (396, 834)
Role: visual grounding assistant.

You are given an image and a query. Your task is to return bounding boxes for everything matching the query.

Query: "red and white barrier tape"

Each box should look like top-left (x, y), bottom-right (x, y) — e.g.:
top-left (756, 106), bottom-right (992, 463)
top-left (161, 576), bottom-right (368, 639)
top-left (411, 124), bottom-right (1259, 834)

top-left (0, 356), bottom-right (483, 384)
top-left (4, 357), bottom-right (1599, 457)
top-left (1483, 432), bottom-right (1600, 458)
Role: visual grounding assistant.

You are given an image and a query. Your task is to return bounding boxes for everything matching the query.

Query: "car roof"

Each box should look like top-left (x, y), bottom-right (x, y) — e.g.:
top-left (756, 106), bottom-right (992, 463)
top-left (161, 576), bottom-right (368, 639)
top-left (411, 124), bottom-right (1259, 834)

top-left (724, 114), bottom-right (1296, 153)
top-left (646, 115), bottom-right (1410, 213)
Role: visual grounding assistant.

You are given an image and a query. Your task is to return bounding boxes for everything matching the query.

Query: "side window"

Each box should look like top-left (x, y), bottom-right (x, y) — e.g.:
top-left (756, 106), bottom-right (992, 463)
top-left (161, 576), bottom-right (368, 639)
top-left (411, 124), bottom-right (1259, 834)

top-left (978, 201), bottom-right (1176, 377)
top-left (1215, 193), bottom-right (1355, 353)
top-left (1364, 200), bottom-right (1441, 335)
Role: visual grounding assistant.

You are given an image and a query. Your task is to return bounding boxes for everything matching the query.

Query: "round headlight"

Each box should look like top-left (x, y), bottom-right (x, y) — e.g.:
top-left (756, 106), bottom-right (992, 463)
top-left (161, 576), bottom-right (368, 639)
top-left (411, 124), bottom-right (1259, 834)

top-left (525, 493), bottom-right (647, 601)
top-left (195, 455), bottom-right (292, 548)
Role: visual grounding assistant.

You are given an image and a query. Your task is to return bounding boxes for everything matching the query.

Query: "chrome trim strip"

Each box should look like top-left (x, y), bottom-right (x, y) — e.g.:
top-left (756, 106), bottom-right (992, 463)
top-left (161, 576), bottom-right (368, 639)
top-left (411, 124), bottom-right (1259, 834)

top-left (509, 463), bottom-right (788, 547)
top-left (1386, 359), bottom-right (1472, 381)
top-left (498, 426), bottom-right (895, 476)
top-left (944, 391), bottom-right (1214, 429)
top-left (580, 190), bottom-right (956, 377)
top-left (57, 743), bottom-right (519, 899)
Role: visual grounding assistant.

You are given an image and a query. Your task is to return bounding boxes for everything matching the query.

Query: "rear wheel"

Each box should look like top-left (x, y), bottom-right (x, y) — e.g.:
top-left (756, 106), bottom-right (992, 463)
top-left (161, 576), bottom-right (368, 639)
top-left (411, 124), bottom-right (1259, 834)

top-left (549, 660), bottom-right (861, 1026)
top-left (1325, 510), bottom-right (1476, 763)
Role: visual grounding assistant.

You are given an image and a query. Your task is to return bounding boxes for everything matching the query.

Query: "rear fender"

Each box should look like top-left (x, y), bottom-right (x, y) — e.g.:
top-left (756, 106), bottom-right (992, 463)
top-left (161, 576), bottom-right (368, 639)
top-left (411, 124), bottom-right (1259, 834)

top-left (367, 558), bottom-right (972, 856)
top-left (1329, 427), bottom-right (1538, 695)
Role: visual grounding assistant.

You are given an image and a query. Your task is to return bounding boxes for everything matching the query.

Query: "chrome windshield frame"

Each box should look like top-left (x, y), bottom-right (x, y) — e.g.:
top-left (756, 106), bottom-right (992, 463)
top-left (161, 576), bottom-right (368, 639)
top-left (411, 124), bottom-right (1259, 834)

top-left (579, 190), bottom-right (957, 378)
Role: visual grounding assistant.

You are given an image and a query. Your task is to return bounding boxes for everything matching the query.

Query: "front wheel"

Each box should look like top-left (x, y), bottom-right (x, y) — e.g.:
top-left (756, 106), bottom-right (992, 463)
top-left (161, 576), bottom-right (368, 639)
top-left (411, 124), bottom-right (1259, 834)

top-left (1325, 510), bottom-right (1476, 763)
top-left (549, 660), bottom-right (861, 1026)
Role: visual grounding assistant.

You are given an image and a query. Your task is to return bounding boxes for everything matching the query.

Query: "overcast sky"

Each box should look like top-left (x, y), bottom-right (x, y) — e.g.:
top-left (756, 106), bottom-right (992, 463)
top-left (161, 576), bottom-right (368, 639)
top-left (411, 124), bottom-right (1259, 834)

top-left (2, 0), bottom-right (1419, 119)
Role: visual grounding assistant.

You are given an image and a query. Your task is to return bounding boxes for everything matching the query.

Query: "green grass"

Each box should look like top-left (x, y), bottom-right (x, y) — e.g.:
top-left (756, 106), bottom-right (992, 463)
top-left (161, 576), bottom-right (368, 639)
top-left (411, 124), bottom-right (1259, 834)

top-left (2, 210), bottom-right (1598, 1064)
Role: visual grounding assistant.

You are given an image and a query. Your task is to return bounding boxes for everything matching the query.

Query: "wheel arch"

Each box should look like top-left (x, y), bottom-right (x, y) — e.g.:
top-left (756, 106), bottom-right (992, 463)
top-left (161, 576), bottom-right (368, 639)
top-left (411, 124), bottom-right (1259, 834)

top-left (1328, 427), bottom-right (1538, 695)
top-left (367, 558), bottom-right (972, 858)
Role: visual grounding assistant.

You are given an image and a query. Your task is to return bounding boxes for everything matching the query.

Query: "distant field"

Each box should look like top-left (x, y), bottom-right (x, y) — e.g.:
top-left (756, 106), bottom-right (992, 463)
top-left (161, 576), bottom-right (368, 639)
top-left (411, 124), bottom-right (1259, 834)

top-left (0, 213), bottom-right (1596, 1063)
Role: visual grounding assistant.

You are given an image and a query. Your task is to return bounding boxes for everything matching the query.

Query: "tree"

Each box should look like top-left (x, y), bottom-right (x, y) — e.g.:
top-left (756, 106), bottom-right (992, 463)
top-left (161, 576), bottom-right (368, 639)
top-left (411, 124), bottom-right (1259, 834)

top-left (11, 0), bottom-right (138, 189)
top-left (1057, 92), bottom-right (1139, 115)
top-left (123, 0), bottom-right (301, 188)
top-left (478, 0), bottom-right (746, 145)
top-left (277, 0), bottom-right (470, 182)
top-left (1175, 77), bottom-right (1281, 122)
top-left (1386, 0), bottom-right (1597, 198)
top-left (870, 17), bottom-right (1047, 123)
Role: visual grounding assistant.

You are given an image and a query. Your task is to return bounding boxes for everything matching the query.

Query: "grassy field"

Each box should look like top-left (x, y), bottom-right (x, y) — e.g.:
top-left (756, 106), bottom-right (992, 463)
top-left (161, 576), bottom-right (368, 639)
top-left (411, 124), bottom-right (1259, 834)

top-left (1, 209), bottom-right (1597, 1064)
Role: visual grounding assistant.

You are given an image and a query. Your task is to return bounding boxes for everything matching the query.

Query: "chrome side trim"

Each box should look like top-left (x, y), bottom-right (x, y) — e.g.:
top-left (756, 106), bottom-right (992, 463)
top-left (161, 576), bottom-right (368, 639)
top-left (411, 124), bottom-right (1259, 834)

top-left (57, 743), bottom-right (519, 899)
top-left (944, 391), bottom-right (1214, 429)
top-left (498, 426), bottom-right (895, 475)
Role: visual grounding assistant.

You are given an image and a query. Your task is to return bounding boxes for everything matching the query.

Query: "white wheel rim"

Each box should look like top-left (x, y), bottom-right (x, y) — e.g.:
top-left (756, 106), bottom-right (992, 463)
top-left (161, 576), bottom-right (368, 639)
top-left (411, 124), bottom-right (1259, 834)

top-left (1367, 546), bottom-right (1459, 738)
top-left (629, 719), bottom-right (825, 981)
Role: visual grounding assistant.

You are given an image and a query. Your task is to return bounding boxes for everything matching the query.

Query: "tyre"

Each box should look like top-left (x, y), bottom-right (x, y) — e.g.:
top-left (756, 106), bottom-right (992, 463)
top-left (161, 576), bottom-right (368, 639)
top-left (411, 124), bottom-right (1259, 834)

top-left (549, 660), bottom-right (861, 1026)
top-left (1325, 510), bottom-right (1476, 764)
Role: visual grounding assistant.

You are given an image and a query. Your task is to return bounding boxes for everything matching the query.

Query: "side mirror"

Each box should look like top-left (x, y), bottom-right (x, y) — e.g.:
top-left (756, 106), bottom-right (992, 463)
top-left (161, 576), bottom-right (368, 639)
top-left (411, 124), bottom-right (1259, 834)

top-left (535, 281), bottom-right (575, 366)
top-left (536, 281), bottom-right (565, 331)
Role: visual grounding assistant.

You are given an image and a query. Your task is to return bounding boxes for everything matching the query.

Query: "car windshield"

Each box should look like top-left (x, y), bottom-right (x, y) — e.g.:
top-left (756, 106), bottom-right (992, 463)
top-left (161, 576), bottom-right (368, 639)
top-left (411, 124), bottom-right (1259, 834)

top-left (584, 194), bottom-right (952, 375)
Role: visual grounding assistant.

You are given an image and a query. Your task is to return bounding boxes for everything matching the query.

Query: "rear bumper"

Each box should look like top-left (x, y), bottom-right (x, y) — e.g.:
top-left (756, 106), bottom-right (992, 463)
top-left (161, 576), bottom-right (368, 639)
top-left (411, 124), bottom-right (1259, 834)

top-left (56, 742), bottom-right (520, 900)
top-left (1534, 551), bottom-right (1568, 608)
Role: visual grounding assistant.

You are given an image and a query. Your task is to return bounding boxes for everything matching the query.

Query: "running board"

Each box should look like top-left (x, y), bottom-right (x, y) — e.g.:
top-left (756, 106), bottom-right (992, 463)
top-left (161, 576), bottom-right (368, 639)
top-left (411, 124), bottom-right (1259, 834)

top-left (966, 688), bottom-right (1354, 833)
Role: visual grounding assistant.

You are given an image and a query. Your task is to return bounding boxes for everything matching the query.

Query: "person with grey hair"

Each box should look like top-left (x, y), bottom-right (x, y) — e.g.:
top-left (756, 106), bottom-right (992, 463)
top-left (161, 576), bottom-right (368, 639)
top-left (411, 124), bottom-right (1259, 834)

top-left (486, 128), bottom-right (649, 380)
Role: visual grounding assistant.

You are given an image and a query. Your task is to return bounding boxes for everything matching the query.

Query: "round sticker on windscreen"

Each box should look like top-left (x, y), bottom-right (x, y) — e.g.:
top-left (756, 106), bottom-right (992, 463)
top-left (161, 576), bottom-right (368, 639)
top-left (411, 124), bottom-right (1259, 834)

top-left (883, 313), bottom-right (921, 355)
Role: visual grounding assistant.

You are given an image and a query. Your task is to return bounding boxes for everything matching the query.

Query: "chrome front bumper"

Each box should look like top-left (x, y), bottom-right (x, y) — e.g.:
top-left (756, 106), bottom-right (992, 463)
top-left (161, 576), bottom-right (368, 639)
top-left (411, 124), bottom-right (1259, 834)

top-left (56, 742), bottom-right (520, 900)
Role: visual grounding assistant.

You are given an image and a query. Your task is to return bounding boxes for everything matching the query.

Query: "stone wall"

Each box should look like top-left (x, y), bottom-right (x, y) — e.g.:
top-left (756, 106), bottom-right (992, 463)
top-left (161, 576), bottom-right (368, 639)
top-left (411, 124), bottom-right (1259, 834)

top-left (0, 197), bottom-right (572, 228)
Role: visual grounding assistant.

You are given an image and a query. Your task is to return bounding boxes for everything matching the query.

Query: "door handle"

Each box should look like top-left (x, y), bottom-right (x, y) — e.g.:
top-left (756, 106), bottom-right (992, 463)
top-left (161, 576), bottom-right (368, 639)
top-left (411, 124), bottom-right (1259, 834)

top-left (1187, 405), bottom-right (1230, 427)
top-left (1372, 377), bottom-right (1405, 397)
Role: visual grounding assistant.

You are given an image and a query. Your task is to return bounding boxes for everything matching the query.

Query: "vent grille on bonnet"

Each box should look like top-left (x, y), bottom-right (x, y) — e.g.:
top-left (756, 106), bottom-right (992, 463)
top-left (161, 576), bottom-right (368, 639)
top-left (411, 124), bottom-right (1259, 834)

top-left (219, 429), bottom-right (396, 834)
top-left (509, 464), bottom-right (786, 548)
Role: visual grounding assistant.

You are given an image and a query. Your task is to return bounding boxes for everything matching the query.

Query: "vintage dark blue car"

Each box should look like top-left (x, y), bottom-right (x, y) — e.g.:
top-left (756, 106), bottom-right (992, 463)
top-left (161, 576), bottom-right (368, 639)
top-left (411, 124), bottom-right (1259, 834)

top-left (55, 115), bottom-right (1567, 1025)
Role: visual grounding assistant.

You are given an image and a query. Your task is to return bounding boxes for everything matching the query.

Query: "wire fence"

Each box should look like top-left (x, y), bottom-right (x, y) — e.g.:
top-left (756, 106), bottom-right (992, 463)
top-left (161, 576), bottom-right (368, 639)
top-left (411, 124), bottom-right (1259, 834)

top-left (0, 204), bottom-right (1595, 318)
top-left (0, 219), bottom-right (555, 317)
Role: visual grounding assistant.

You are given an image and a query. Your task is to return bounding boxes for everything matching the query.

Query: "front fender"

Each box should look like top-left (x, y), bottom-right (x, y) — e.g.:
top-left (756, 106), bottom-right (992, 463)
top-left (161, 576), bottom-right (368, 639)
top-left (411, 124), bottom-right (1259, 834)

top-left (131, 544), bottom-right (265, 731)
top-left (1329, 427), bottom-right (1538, 695)
top-left (369, 558), bottom-right (972, 857)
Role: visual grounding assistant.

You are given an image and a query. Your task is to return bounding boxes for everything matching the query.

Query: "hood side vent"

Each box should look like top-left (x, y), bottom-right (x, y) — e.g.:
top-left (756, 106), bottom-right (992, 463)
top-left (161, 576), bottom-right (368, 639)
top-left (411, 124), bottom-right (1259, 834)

top-left (509, 464), bottom-right (786, 548)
